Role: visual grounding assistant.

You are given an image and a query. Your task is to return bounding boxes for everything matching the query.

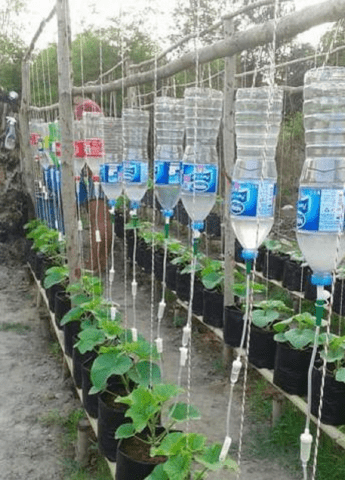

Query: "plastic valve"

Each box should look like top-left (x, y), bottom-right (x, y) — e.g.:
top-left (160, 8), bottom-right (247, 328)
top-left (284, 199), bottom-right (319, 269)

top-left (58, 231), bottom-right (63, 242)
top-left (219, 435), bottom-right (232, 462)
top-left (230, 358), bottom-right (242, 385)
top-left (300, 429), bottom-right (313, 463)
top-left (131, 327), bottom-right (138, 342)
top-left (78, 219), bottom-right (83, 231)
top-left (95, 230), bottom-right (101, 243)
top-left (158, 300), bottom-right (166, 320)
top-left (132, 280), bottom-right (137, 297)
top-left (182, 325), bottom-right (191, 347)
top-left (179, 347), bottom-right (188, 366)
top-left (155, 337), bottom-right (163, 353)
top-left (110, 306), bottom-right (117, 321)
top-left (109, 268), bottom-right (115, 284)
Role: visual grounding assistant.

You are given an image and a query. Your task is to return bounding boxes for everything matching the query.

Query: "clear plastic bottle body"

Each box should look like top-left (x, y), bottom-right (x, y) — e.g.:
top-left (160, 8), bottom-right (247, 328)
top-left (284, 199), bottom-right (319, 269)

top-left (154, 97), bottom-right (185, 214)
top-left (180, 88), bottom-right (223, 229)
top-left (296, 67), bottom-right (345, 284)
top-left (100, 118), bottom-right (123, 202)
top-left (230, 87), bottom-right (283, 259)
top-left (122, 109), bottom-right (150, 206)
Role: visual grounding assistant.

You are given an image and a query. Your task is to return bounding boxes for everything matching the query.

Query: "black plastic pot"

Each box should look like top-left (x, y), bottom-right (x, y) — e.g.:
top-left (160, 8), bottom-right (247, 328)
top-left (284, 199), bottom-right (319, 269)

top-left (332, 278), bottom-right (345, 316)
top-left (202, 288), bottom-right (223, 328)
top-left (192, 279), bottom-right (204, 317)
top-left (116, 428), bottom-right (167, 480)
top-left (126, 231), bottom-right (135, 261)
top-left (72, 339), bottom-right (97, 389)
top-left (115, 212), bottom-right (125, 239)
top-left (311, 366), bottom-right (345, 425)
top-left (98, 391), bottom-right (130, 462)
top-left (54, 291), bottom-right (71, 330)
top-left (255, 247), bottom-right (266, 272)
top-left (46, 283), bottom-right (65, 313)
top-left (248, 326), bottom-right (276, 369)
top-left (35, 253), bottom-right (52, 281)
top-left (282, 260), bottom-right (307, 292)
top-left (206, 213), bottom-right (221, 237)
top-left (176, 201), bottom-right (189, 226)
top-left (166, 262), bottom-right (177, 291)
top-left (223, 305), bottom-right (245, 347)
top-left (154, 251), bottom-right (164, 282)
top-left (262, 251), bottom-right (289, 281)
top-left (176, 269), bottom-right (190, 302)
top-left (81, 356), bottom-right (99, 418)
top-left (273, 342), bottom-right (312, 395)
top-left (63, 320), bottom-right (80, 357)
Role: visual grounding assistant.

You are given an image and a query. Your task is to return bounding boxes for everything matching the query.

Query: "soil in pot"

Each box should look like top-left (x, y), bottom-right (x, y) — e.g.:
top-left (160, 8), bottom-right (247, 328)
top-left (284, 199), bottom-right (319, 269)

top-left (54, 291), bottom-right (71, 330)
top-left (223, 306), bottom-right (245, 347)
top-left (81, 356), bottom-right (99, 418)
top-left (98, 390), bottom-right (130, 462)
top-left (202, 288), bottom-right (223, 328)
top-left (273, 342), bottom-right (312, 396)
top-left (116, 431), bottom-right (167, 480)
top-left (262, 251), bottom-right (289, 281)
top-left (311, 366), bottom-right (345, 425)
top-left (282, 259), bottom-right (307, 292)
top-left (248, 326), bottom-right (276, 369)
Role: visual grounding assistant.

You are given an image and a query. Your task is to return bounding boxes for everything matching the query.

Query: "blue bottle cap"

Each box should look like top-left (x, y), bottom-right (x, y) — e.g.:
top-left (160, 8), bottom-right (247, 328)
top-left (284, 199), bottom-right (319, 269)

top-left (242, 249), bottom-right (258, 260)
top-left (192, 221), bottom-right (204, 231)
top-left (108, 199), bottom-right (116, 208)
top-left (311, 273), bottom-right (332, 286)
top-left (163, 209), bottom-right (174, 218)
top-left (130, 200), bottom-right (140, 210)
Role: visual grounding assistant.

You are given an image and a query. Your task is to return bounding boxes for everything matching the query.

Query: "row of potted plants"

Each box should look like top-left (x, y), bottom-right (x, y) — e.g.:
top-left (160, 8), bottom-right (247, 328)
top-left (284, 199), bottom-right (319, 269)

top-left (24, 218), bottom-right (238, 479)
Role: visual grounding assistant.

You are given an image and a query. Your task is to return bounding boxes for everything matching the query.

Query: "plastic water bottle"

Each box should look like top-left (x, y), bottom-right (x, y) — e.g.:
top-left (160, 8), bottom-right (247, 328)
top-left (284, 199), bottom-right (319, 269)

top-left (81, 112), bottom-right (105, 180)
top-left (180, 87), bottom-right (223, 230)
top-left (230, 86), bottom-right (283, 260)
top-left (296, 67), bottom-right (345, 286)
top-left (154, 97), bottom-right (185, 216)
top-left (122, 108), bottom-right (150, 209)
top-left (100, 118), bottom-right (123, 202)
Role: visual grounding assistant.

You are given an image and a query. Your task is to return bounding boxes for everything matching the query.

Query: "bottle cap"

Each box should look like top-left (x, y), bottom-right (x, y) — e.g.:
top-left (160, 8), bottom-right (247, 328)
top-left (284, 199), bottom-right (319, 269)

top-left (163, 209), bottom-right (174, 218)
top-left (311, 273), bottom-right (332, 286)
top-left (192, 221), bottom-right (204, 231)
top-left (241, 249), bottom-right (258, 260)
top-left (130, 200), bottom-right (140, 210)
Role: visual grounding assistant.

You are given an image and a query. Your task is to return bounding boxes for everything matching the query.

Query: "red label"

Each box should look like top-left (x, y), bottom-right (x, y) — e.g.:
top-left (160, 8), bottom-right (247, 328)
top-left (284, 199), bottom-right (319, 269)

top-left (55, 142), bottom-right (61, 157)
top-left (30, 133), bottom-right (40, 146)
top-left (73, 138), bottom-right (104, 158)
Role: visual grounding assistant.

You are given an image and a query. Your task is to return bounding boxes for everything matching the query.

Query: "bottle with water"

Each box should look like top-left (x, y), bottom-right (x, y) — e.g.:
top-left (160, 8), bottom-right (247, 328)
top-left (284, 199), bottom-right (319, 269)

top-left (122, 108), bottom-right (150, 209)
top-left (230, 86), bottom-right (283, 261)
top-left (100, 118), bottom-right (123, 203)
top-left (296, 67), bottom-right (345, 286)
top-left (180, 87), bottom-right (223, 230)
top-left (154, 97), bottom-right (185, 217)
top-left (82, 112), bottom-right (105, 182)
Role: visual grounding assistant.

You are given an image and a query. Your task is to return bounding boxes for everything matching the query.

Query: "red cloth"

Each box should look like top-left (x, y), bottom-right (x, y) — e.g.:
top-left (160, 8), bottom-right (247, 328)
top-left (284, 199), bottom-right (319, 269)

top-left (74, 98), bottom-right (102, 120)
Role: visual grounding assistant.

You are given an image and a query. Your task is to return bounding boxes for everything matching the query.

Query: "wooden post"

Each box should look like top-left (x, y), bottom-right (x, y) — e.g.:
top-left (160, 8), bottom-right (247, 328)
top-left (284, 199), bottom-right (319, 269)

top-left (19, 60), bottom-right (36, 215)
top-left (75, 418), bottom-right (91, 467)
top-left (56, 0), bottom-right (80, 284)
top-left (222, 17), bottom-right (236, 369)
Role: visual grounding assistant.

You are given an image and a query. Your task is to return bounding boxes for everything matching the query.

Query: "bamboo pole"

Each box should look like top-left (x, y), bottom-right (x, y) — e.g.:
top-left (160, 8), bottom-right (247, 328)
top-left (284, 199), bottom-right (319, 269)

top-left (56, 0), bottom-right (80, 284)
top-left (222, 17), bottom-right (236, 368)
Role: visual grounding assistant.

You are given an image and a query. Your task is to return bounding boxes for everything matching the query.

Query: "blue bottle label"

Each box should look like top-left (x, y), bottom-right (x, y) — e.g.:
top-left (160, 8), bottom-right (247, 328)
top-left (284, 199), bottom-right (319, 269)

top-left (154, 160), bottom-right (181, 185)
top-left (181, 163), bottom-right (218, 194)
top-left (230, 180), bottom-right (276, 217)
top-left (100, 163), bottom-right (123, 184)
top-left (123, 161), bottom-right (148, 184)
top-left (297, 187), bottom-right (344, 232)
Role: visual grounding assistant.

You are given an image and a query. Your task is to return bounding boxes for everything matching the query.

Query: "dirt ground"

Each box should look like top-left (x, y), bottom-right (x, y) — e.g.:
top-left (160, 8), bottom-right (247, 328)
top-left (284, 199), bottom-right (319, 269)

top-left (0, 243), bottom-right (299, 480)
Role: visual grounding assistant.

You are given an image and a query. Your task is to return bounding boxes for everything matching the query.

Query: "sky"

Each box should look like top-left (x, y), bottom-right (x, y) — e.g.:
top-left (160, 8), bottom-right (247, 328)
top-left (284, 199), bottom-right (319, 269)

top-left (17, 0), bottom-right (334, 51)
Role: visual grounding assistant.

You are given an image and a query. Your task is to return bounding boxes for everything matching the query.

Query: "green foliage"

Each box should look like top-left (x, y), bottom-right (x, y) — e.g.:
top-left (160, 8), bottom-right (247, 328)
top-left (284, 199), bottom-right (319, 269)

top-left (200, 258), bottom-right (224, 293)
top-left (318, 333), bottom-right (345, 383)
top-left (43, 265), bottom-right (69, 289)
top-left (273, 312), bottom-right (322, 350)
top-left (252, 299), bottom-right (293, 330)
top-left (26, 220), bottom-right (66, 263)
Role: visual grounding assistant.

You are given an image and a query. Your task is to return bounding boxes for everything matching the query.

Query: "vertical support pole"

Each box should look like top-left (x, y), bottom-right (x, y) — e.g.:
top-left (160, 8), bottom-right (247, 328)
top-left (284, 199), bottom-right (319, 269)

top-left (222, 17), bottom-right (236, 369)
top-left (19, 60), bottom-right (36, 216)
top-left (56, 0), bottom-right (80, 284)
top-left (75, 418), bottom-right (91, 467)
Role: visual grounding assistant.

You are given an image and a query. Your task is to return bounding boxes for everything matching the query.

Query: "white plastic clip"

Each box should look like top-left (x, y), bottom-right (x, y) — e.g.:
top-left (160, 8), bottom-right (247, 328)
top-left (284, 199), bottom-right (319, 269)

top-left (300, 429), bottom-right (313, 463)
top-left (179, 347), bottom-right (188, 367)
top-left (131, 327), bottom-right (138, 342)
top-left (158, 300), bottom-right (166, 320)
top-left (155, 337), bottom-right (163, 353)
top-left (58, 231), bottom-right (63, 242)
top-left (110, 306), bottom-right (117, 321)
top-left (78, 219), bottom-right (83, 231)
top-left (109, 268), bottom-right (115, 284)
top-left (219, 435), bottom-right (232, 462)
top-left (230, 358), bottom-right (242, 385)
top-left (95, 230), bottom-right (101, 243)
top-left (182, 325), bottom-right (191, 347)
top-left (132, 280), bottom-right (137, 297)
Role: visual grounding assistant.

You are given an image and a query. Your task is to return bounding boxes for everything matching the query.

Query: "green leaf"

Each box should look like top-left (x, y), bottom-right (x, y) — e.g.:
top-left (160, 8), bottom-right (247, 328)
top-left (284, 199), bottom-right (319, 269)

top-left (168, 402), bottom-right (201, 422)
top-left (123, 387), bottom-right (158, 432)
top-left (152, 383), bottom-right (184, 403)
top-left (151, 432), bottom-right (185, 456)
top-left (285, 328), bottom-right (316, 349)
top-left (273, 318), bottom-right (293, 332)
top-left (74, 328), bottom-right (106, 354)
top-left (127, 361), bottom-right (161, 387)
top-left (273, 332), bottom-right (287, 343)
top-left (196, 443), bottom-right (238, 472)
top-left (145, 464), bottom-right (169, 480)
top-left (90, 352), bottom-right (132, 394)
top-left (202, 271), bottom-right (223, 290)
top-left (60, 305), bottom-right (84, 325)
top-left (252, 309), bottom-right (279, 328)
top-left (115, 422), bottom-right (136, 439)
top-left (163, 453), bottom-right (192, 480)
top-left (335, 368), bottom-right (345, 383)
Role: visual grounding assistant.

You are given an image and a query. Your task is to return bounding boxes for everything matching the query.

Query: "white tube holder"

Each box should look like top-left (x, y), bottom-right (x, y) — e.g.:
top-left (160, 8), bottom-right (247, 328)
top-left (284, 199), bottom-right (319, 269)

top-left (158, 300), bottom-right (166, 320)
top-left (132, 280), bottom-right (137, 297)
top-left (109, 268), bottom-right (115, 284)
top-left (95, 230), bottom-right (101, 243)
top-left (231, 358), bottom-right (242, 385)
top-left (182, 325), bottom-right (191, 347)
top-left (179, 347), bottom-right (188, 367)
top-left (219, 435), bottom-right (232, 462)
top-left (110, 306), bottom-right (117, 321)
top-left (78, 219), bottom-right (83, 231)
top-left (300, 429), bottom-right (313, 463)
top-left (131, 327), bottom-right (138, 342)
top-left (155, 337), bottom-right (163, 354)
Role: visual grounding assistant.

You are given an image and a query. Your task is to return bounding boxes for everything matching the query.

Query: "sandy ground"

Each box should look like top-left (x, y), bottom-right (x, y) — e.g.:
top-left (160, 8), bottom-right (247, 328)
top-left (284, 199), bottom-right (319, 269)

top-left (0, 247), bottom-right (299, 480)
